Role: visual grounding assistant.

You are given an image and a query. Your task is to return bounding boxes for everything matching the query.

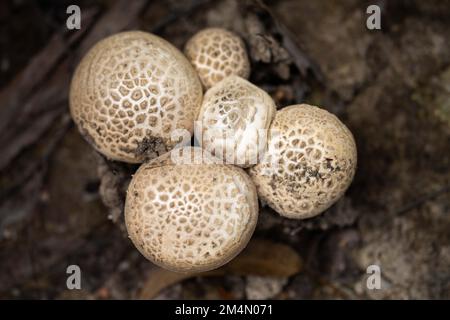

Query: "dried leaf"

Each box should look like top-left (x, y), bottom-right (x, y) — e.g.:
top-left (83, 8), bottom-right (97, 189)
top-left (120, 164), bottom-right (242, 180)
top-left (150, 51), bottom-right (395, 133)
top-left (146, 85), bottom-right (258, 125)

top-left (139, 238), bottom-right (302, 299)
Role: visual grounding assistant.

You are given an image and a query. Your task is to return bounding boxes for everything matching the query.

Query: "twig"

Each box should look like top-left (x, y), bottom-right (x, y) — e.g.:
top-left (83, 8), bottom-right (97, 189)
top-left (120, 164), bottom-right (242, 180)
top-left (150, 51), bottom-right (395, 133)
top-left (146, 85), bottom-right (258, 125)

top-left (395, 184), bottom-right (450, 216)
top-left (252, 0), bottom-right (324, 82)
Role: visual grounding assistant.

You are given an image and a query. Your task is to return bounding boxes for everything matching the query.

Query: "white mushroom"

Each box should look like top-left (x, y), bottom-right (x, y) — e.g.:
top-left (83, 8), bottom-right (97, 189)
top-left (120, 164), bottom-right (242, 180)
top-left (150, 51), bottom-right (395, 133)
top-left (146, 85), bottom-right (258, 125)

top-left (249, 104), bottom-right (357, 219)
top-left (70, 31), bottom-right (202, 163)
top-left (184, 28), bottom-right (250, 89)
top-left (125, 147), bottom-right (259, 273)
top-left (196, 76), bottom-right (276, 167)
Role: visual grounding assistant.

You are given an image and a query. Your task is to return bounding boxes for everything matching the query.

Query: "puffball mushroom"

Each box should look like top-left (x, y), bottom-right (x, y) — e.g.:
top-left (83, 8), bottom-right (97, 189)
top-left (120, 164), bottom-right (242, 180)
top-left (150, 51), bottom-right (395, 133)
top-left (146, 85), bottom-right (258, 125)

top-left (70, 31), bottom-right (202, 163)
top-left (249, 104), bottom-right (357, 219)
top-left (184, 28), bottom-right (250, 89)
top-left (196, 76), bottom-right (276, 167)
top-left (125, 147), bottom-right (259, 273)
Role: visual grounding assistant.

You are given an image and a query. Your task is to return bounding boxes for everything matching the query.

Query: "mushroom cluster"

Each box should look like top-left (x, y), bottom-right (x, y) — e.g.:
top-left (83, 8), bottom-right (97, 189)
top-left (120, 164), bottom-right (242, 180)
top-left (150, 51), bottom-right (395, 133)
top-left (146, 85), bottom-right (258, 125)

top-left (69, 28), bottom-right (357, 273)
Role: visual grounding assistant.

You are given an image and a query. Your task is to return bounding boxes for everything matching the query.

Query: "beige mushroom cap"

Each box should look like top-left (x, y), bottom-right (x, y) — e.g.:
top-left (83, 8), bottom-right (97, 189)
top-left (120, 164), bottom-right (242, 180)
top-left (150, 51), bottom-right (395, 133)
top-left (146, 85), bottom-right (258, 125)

top-left (196, 76), bottom-right (276, 167)
top-left (125, 147), bottom-right (259, 273)
top-left (249, 104), bottom-right (357, 219)
top-left (70, 31), bottom-right (202, 163)
top-left (184, 28), bottom-right (250, 89)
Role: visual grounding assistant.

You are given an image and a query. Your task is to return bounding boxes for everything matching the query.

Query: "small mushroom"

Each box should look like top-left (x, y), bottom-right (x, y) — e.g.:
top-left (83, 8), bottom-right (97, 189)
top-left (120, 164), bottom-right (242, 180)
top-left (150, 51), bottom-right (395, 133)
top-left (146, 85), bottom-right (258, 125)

top-left (249, 104), bottom-right (357, 219)
top-left (184, 28), bottom-right (250, 89)
top-left (196, 76), bottom-right (276, 167)
top-left (70, 31), bottom-right (202, 163)
top-left (125, 147), bottom-right (259, 273)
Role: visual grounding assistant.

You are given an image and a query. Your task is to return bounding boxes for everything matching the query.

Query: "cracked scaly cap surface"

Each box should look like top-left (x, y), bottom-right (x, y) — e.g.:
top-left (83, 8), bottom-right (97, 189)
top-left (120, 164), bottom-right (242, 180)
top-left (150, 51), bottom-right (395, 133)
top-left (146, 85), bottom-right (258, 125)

top-left (125, 147), bottom-right (259, 273)
top-left (249, 104), bottom-right (357, 219)
top-left (184, 28), bottom-right (250, 89)
top-left (70, 31), bottom-right (202, 163)
top-left (196, 76), bottom-right (276, 167)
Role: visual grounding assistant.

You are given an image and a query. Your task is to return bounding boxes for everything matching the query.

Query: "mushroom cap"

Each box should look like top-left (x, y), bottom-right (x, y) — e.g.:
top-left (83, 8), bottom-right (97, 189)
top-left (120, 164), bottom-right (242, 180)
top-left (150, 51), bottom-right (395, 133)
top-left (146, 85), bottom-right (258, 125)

top-left (70, 31), bottom-right (202, 163)
top-left (196, 76), bottom-right (276, 167)
top-left (184, 28), bottom-right (250, 89)
top-left (125, 147), bottom-right (259, 273)
top-left (248, 104), bottom-right (357, 219)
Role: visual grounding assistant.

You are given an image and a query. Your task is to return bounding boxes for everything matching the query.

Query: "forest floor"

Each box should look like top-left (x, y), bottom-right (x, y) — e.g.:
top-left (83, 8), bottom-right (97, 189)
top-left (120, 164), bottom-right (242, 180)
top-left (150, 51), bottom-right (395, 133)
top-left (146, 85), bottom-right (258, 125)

top-left (0, 0), bottom-right (449, 299)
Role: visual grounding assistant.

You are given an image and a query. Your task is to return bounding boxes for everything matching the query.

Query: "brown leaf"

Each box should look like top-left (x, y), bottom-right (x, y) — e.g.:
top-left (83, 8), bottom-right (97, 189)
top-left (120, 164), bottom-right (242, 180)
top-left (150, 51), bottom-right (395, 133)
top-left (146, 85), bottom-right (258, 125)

top-left (138, 238), bottom-right (302, 299)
